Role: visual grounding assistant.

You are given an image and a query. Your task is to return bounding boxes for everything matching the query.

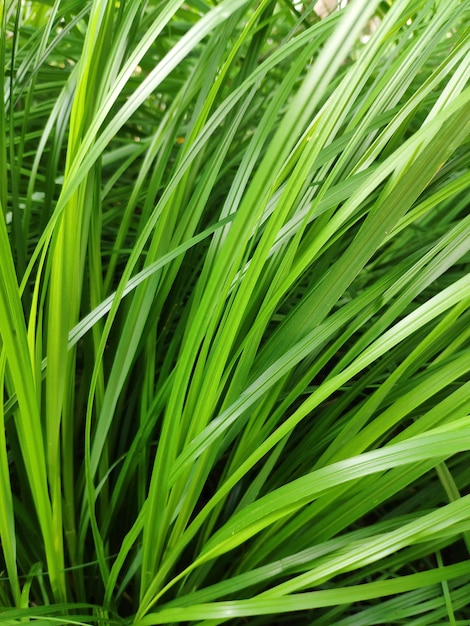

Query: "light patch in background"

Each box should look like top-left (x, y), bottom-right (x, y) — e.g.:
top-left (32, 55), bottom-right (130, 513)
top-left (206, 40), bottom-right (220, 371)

top-left (314, 0), bottom-right (343, 19)
top-left (360, 15), bottom-right (381, 43)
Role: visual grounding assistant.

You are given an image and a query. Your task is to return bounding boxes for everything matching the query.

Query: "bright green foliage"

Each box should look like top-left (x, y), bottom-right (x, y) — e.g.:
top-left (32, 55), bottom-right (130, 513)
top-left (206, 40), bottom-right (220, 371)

top-left (1, 0), bottom-right (470, 623)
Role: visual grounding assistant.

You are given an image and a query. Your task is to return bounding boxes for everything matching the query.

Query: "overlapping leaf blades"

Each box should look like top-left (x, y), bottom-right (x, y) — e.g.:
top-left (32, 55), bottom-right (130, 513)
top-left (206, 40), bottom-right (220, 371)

top-left (1, 0), bottom-right (469, 624)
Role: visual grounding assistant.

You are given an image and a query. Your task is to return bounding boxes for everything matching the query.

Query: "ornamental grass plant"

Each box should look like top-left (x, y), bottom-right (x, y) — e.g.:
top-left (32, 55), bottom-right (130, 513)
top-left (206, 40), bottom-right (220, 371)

top-left (1, 0), bottom-right (470, 623)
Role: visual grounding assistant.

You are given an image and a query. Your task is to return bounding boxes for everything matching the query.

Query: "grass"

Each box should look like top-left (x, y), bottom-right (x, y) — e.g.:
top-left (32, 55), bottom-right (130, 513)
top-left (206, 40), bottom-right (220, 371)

top-left (1, 0), bottom-right (470, 623)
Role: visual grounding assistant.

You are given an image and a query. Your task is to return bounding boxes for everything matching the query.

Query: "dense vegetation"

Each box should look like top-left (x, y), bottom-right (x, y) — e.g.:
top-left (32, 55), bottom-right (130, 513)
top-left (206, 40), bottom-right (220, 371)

top-left (1, 0), bottom-right (470, 623)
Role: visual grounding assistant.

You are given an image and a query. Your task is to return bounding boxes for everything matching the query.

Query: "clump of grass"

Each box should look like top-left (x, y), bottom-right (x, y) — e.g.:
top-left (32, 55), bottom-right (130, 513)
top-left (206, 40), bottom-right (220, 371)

top-left (1, 0), bottom-right (470, 623)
